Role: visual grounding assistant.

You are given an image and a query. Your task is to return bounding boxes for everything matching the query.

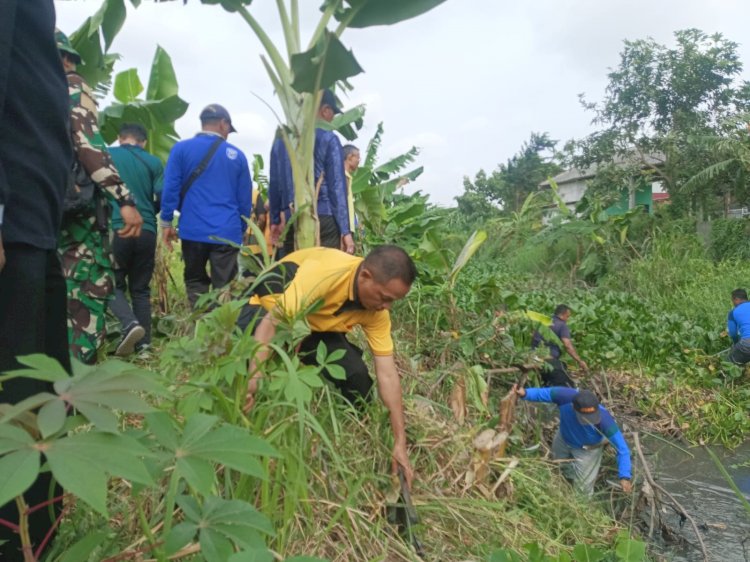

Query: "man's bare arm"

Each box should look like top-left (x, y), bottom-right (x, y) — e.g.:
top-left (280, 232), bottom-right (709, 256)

top-left (373, 354), bottom-right (413, 488)
top-left (562, 337), bottom-right (588, 370)
top-left (244, 310), bottom-right (279, 412)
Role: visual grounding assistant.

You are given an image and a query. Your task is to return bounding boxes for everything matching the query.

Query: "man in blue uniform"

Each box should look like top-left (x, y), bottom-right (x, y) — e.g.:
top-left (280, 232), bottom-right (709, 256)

top-left (727, 288), bottom-right (750, 365)
top-left (160, 104), bottom-right (252, 307)
top-left (531, 304), bottom-right (588, 387)
top-left (268, 90), bottom-right (353, 256)
top-left (514, 385), bottom-right (632, 496)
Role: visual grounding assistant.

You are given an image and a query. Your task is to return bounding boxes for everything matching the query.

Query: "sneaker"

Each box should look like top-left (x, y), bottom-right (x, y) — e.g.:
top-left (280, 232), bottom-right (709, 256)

top-left (115, 323), bottom-right (146, 357)
top-left (134, 342), bottom-right (152, 358)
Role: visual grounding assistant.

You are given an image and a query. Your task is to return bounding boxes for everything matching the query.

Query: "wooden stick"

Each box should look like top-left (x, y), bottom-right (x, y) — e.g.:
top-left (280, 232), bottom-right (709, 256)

top-left (484, 365), bottom-right (539, 376)
top-left (632, 433), bottom-right (709, 562)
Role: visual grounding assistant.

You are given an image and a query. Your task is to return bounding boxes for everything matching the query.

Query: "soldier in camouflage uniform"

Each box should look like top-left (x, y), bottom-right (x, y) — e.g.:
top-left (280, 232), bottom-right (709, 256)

top-left (57, 31), bottom-right (143, 364)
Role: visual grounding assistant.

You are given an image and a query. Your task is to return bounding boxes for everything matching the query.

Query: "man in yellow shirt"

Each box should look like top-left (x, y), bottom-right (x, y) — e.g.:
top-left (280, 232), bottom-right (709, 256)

top-left (241, 245), bottom-right (416, 487)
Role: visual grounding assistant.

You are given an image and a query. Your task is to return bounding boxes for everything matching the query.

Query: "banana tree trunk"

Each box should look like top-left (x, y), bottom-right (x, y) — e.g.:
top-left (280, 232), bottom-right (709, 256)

top-left (279, 93), bottom-right (321, 249)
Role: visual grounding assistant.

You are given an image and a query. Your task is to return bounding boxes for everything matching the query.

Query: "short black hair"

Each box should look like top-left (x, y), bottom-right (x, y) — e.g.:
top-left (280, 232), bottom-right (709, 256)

top-left (732, 289), bottom-right (748, 301)
top-left (119, 123), bottom-right (148, 143)
top-left (363, 245), bottom-right (417, 286)
top-left (554, 304), bottom-right (571, 316)
top-left (343, 144), bottom-right (359, 158)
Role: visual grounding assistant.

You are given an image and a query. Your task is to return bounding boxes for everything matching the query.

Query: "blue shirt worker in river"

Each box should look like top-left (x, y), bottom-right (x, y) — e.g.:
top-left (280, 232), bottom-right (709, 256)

top-left (513, 385), bottom-right (632, 496)
top-left (241, 245), bottom-right (416, 488)
top-left (726, 288), bottom-right (750, 365)
top-left (531, 304), bottom-right (588, 387)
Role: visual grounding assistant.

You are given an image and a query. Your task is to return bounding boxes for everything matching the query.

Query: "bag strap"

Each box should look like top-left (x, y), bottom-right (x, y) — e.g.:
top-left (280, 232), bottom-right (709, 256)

top-left (178, 136), bottom-right (224, 211)
top-left (124, 145), bottom-right (155, 186)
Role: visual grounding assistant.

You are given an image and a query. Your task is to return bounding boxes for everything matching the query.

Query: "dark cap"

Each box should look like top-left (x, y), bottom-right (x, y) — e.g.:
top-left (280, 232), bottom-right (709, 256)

top-left (199, 104), bottom-right (237, 133)
top-left (320, 89), bottom-right (342, 114)
top-left (573, 390), bottom-right (601, 425)
top-left (55, 29), bottom-right (81, 64)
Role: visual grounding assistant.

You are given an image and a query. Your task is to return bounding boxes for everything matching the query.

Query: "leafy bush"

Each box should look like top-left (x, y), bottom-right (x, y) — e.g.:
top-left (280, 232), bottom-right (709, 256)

top-left (709, 218), bottom-right (750, 261)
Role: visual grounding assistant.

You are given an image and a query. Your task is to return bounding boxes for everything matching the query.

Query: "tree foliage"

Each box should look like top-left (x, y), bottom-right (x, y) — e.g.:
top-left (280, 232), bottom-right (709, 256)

top-left (567, 29), bottom-right (750, 217)
top-left (456, 132), bottom-right (560, 218)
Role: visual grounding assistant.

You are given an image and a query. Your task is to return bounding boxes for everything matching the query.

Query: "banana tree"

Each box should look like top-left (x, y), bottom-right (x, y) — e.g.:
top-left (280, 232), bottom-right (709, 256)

top-left (99, 47), bottom-right (189, 163)
top-left (68, 0), bottom-right (188, 162)
top-left (69, 0), bottom-right (132, 96)
top-left (351, 122), bottom-right (424, 235)
top-left (175, 0), bottom-right (448, 248)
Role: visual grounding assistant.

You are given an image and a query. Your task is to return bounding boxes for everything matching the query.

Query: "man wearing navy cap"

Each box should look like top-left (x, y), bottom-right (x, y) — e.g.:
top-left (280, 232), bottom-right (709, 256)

top-left (160, 104), bottom-right (252, 307)
top-left (269, 90), bottom-right (353, 256)
top-left (514, 386), bottom-right (633, 496)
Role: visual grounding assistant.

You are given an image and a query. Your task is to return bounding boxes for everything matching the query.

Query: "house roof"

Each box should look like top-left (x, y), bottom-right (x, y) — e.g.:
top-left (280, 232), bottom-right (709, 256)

top-left (539, 152), bottom-right (665, 188)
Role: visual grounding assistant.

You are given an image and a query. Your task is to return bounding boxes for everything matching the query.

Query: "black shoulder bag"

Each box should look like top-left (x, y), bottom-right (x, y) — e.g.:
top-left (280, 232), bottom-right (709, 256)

top-left (63, 160), bottom-right (97, 217)
top-left (178, 136), bottom-right (224, 211)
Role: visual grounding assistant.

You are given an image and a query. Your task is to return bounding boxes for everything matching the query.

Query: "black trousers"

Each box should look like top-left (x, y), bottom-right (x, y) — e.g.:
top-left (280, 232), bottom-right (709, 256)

top-left (181, 240), bottom-right (238, 308)
top-left (0, 244), bottom-right (70, 557)
top-left (298, 331), bottom-right (374, 407)
top-left (279, 223), bottom-right (295, 259)
top-left (110, 230), bottom-right (156, 343)
top-left (319, 215), bottom-right (341, 249)
top-left (541, 358), bottom-right (575, 387)
top-left (237, 303), bottom-right (373, 406)
top-left (277, 215), bottom-right (340, 257)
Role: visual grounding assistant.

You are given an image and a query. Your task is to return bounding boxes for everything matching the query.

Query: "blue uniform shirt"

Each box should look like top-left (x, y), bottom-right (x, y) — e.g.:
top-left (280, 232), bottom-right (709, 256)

top-left (531, 315), bottom-right (571, 359)
top-left (522, 387), bottom-right (632, 479)
top-left (268, 135), bottom-right (294, 226)
top-left (728, 301), bottom-right (750, 342)
top-left (314, 128), bottom-right (350, 236)
top-left (267, 129), bottom-right (351, 236)
top-left (161, 133), bottom-right (252, 245)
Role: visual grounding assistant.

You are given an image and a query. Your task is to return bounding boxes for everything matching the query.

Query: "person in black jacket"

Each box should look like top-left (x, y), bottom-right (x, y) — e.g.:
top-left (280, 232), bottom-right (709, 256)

top-left (0, 0), bottom-right (73, 556)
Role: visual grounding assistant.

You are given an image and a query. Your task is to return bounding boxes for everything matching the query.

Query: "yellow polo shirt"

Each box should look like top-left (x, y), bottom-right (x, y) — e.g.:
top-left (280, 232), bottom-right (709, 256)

top-left (249, 247), bottom-right (394, 356)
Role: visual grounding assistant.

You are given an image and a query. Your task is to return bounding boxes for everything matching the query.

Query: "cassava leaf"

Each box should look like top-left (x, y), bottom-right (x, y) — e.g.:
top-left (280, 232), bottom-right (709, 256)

top-left (0, 449), bottom-right (40, 508)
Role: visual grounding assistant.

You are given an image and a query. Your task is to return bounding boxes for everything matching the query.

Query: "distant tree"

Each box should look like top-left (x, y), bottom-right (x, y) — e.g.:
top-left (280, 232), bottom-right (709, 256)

top-left (683, 117), bottom-right (750, 214)
top-left (456, 132), bottom-right (560, 219)
top-left (566, 29), bottom-right (750, 218)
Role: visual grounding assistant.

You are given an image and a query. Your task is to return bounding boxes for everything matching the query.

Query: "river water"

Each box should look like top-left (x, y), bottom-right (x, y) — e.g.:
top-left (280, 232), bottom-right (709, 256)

top-left (643, 437), bottom-right (750, 562)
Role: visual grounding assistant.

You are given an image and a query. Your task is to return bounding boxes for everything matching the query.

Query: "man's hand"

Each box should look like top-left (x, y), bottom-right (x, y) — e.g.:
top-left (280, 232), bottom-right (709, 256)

top-left (512, 384), bottom-right (526, 397)
top-left (341, 233), bottom-right (355, 254)
top-left (0, 232), bottom-right (5, 274)
top-left (620, 479), bottom-right (633, 493)
top-left (392, 440), bottom-right (414, 490)
top-left (162, 226), bottom-right (178, 251)
top-left (118, 205), bottom-right (143, 238)
top-left (269, 223), bottom-right (282, 246)
top-left (243, 375), bottom-right (259, 414)
top-left (578, 360), bottom-right (589, 372)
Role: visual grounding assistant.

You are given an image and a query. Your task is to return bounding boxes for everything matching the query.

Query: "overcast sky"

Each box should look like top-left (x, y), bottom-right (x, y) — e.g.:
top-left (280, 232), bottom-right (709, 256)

top-left (54, 0), bottom-right (750, 206)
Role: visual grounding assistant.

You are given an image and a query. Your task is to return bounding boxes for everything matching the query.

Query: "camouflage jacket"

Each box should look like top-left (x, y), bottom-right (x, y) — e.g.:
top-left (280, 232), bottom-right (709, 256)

top-left (67, 72), bottom-right (133, 206)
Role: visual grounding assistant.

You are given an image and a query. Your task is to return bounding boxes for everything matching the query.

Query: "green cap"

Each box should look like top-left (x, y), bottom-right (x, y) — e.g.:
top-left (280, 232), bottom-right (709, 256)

top-left (55, 29), bottom-right (81, 63)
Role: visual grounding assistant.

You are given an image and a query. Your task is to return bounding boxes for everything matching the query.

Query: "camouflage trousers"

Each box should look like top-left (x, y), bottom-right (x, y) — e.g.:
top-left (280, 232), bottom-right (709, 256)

top-left (59, 214), bottom-right (114, 364)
